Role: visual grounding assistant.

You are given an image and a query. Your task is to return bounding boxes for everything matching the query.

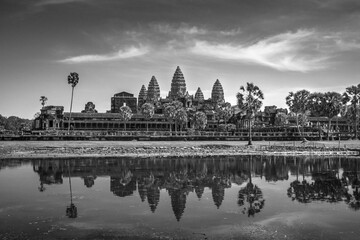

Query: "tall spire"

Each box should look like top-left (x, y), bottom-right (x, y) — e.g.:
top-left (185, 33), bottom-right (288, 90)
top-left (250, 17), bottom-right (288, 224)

top-left (169, 66), bottom-right (186, 99)
top-left (138, 85), bottom-right (147, 108)
top-left (147, 76), bottom-right (160, 102)
top-left (211, 79), bottom-right (224, 103)
top-left (194, 87), bottom-right (204, 102)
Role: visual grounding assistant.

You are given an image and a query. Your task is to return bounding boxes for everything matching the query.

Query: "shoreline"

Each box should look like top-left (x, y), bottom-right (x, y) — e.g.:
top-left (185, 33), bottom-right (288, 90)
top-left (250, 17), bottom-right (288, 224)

top-left (1, 140), bottom-right (359, 159)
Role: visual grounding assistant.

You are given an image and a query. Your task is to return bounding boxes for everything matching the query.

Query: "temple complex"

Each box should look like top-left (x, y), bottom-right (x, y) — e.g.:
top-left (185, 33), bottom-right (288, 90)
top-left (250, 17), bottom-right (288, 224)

top-left (32, 66), bottom-right (353, 136)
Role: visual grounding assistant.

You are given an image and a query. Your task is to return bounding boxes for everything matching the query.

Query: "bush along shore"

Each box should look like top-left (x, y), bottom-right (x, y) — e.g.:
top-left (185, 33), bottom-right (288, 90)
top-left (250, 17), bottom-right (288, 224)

top-left (1, 141), bottom-right (359, 159)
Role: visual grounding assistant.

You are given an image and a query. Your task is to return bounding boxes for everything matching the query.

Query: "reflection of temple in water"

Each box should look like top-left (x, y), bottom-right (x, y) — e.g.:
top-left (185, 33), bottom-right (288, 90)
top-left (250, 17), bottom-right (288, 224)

top-left (29, 155), bottom-right (360, 221)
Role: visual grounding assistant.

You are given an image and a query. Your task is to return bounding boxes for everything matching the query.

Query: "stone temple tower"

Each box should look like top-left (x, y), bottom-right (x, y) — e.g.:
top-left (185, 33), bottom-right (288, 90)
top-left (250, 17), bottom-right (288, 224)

top-left (138, 85), bottom-right (147, 109)
top-left (147, 76), bottom-right (160, 102)
top-left (211, 79), bottom-right (224, 103)
top-left (169, 66), bottom-right (186, 100)
top-left (194, 87), bottom-right (204, 102)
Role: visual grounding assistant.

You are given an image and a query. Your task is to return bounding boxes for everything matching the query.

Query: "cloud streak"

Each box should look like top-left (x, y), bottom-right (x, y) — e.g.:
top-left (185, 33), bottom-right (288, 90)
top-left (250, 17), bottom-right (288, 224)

top-left (59, 46), bottom-right (148, 63)
top-left (190, 29), bottom-right (331, 72)
top-left (35, 0), bottom-right (87, 6)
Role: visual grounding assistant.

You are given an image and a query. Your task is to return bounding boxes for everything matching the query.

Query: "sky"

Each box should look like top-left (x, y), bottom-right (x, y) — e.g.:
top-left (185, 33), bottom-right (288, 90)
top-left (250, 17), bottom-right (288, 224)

top-left (1, 0), bottom-right (360, 119)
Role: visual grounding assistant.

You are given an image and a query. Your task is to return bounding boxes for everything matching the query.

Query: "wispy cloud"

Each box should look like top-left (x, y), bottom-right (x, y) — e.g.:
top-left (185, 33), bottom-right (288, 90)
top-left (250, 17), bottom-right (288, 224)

top-left (191, 29), bottom-right (331, 72)
top-left (59, 46), bottom-right (149, 63)
top-left (35, 0), bottom-right (87, 6)
top-left (151, 23), bottom-right (241, 37)
top-left (151, 23), bottom-right (208, 36)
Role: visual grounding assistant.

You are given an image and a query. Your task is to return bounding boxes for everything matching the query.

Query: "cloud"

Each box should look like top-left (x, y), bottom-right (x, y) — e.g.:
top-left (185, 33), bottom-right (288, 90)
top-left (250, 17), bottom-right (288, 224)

top-left (59, 46), bottom-right (149, 63)
top-left (151, 23), bottom-right (242, 37)
top-left (151, 23), bottom-right (208, 36)
top-left (35, 0), bottom-right (87, 6)
top-left (190, 29), bottom-right (331, 72)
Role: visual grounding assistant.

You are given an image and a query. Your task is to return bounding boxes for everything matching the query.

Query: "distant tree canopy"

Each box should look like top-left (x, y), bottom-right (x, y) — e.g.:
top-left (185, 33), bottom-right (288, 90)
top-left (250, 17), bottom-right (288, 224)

top-left (0, 114), bottom-right (32, 132)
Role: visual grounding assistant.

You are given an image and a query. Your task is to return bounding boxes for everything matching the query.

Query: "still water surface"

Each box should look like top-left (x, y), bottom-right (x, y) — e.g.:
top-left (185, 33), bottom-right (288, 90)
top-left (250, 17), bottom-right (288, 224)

top-left (0, 156), bottom-right (359, 239)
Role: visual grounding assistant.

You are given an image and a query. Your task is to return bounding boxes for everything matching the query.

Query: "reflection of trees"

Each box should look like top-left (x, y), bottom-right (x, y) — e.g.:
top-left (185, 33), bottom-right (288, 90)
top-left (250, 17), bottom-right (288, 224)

top-left (238, 156), bottom-right (265, 217)
top-left (30, 156), bottom-right (360, 221)
top-left (238, 182), bottom-right (265, 217)
top-left (82, 175), bottom-right (97, 188)
top-left (343, 161), bottom-right (360, 210)
top-left (287, 157), bottom-right (360, 210)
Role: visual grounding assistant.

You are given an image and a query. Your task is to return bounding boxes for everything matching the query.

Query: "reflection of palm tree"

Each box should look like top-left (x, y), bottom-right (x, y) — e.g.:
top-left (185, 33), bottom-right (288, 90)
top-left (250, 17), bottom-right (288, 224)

top-left (238, 156), bottom-right (265, 217)
top-left (66, 160), bottom-right (77, 218)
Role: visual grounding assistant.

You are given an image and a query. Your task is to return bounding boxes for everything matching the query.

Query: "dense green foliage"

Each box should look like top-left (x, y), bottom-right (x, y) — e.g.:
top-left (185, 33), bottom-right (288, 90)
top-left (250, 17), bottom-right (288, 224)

top-left (0, 114), bottom-right (32, 133)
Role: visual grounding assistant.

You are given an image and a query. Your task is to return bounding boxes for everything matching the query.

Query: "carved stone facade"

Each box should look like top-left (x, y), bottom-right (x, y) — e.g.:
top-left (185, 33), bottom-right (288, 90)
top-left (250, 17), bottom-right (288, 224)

top-left (147, 76), bottom-right (160, 102)
top-left (169, 66), bottom-right (186, 100)
top-left (138, 85), bottom-right (147, 110)
top-left (111, 92), bottom-right (137, 113)
top-left (81, 102), bottom-right (98, 113)
top-left (34, 105), bottom-right (64, 130)
top-left (194, 87), bottom-right (204, 102)
top-left (211, 79), bottom-right (224, 103)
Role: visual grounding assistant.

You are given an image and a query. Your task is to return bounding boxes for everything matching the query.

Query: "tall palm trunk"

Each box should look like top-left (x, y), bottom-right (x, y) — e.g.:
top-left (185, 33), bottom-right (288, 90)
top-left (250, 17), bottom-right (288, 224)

top-left (248, 115), bottom-right (252, 145)
top-left (68, 87), bottom-right (74, 133)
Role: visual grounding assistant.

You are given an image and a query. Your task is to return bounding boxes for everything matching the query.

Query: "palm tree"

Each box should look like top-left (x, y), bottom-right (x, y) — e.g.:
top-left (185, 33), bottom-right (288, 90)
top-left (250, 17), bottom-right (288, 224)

top-left (119, 105), bottom-right (133, 131)
top-left (286, 90), bottom-right (311, 141)
top-left (236, 83), bottom-right (264, 145)
top-left (141, 103), bottom-right (155, 132)
top-left (39, 96), bottom-right (48, 108)
top-left (343, 84), bottom-right (360, 139)
top-left (67, 72), bottom-right (79, 133)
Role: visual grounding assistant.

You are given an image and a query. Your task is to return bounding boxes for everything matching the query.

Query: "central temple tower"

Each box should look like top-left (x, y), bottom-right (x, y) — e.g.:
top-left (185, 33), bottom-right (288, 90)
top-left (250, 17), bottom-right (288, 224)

top-left (168, 66), bottom-right (186, 100)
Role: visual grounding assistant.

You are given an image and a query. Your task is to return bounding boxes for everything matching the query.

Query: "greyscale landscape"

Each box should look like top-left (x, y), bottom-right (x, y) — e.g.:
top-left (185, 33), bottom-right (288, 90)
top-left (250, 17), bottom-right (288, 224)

top-left (1, 0), bottom-right (360, 239)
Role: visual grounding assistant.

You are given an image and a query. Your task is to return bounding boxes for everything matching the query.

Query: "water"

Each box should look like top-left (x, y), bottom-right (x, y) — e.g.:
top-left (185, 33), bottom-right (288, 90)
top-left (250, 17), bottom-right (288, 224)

top-left (0, 156), bottom-right (359, 239)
